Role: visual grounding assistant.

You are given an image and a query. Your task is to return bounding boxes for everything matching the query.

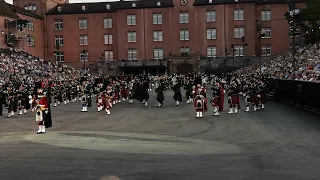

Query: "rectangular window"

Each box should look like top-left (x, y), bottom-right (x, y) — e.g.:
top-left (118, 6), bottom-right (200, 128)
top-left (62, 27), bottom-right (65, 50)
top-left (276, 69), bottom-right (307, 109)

top-left (103, 18), bottom-right (112, 28)
top-left (54, 19), bottom-right (63, 30)
top-left (261, 10), bottom-right (271, 21)
top-left (180, 29), bottom-right (189, 41)
top-left (79, 35), bottom-right (88, 45)
top-left (262, 45), bottom-right (272, 56)
top-left (127, 31), bottom-right (137, 42)
top-left (79, 19), bottom-right (88, 30)
top-left (80, 51), bottom-right (88, 62)
top-left (234, 27), bottom-right (244, 39)
top-left (27, 36), bottom-right (35, 47)
top-left (180, 47), bottom-right (190, 54)
top-left (55, 52), bottom-right (64, 62)
top-left (179, 12), bottom-right (189, 24)
top-left (128, 48), bottom-right (137, 60)
top-left (104, 50), bottom-right (114, 61)
top-left (104, 34), bottom-right (113, 44)
top-left (234, 9), bottom-right (244, 21)
top-left (206, 28), bottom-right (216, 40)
top-left (127, 15), bottom-right (136, 25)
top-left (154, 48), bottom-right (164, 60)
top-left (234, 45), bottom-right (244, 56)
top-left (55, 36), bottom-right (64, 46)
top-left (206, 11), bottom-right (216, 22)
top-left (261, 28), bottom-right (271, 38)
top-left (153, 13), bottom-right (163, 25)
top-left (153, 31), bottom-right (163, 41)
top-left (207, 46), bottom-right (216, 57)
top-left (26, 21), bottom-right (34, 31)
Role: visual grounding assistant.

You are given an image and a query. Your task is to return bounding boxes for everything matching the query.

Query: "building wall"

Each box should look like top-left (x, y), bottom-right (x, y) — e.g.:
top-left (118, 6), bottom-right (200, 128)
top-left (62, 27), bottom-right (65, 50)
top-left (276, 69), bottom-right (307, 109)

top-left (45, 0), bottom-right (304, 67)
top-left (0, 16), bottom-right (11, 49)
top-left (16, 13), bottom-right (44, 58)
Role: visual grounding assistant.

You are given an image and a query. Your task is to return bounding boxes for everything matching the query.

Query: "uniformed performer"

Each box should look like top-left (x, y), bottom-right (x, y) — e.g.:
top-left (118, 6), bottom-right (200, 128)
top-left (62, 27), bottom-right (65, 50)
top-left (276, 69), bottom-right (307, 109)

top-left (172, 79), bottom-right (182, 106)
top-left (34, 82), bottom-right (52, 134)
top-left (193, 77), bottom-right (208, 118)
top-left (156, 79), bottom-right (165, 107)
top-left (210, 83), bottom-right (220, 116)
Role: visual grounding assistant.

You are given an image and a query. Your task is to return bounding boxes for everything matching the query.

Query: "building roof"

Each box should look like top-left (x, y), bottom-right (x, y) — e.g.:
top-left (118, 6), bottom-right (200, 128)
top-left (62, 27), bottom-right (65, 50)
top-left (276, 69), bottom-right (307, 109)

top-left (193, 0), bottom-right (307, 6)
top-left (47, 0), bottom-right (174, 15)
top-left (8, 4), bottom-right (43, 20)
top-left (0, 0), bottom-right (19, 19)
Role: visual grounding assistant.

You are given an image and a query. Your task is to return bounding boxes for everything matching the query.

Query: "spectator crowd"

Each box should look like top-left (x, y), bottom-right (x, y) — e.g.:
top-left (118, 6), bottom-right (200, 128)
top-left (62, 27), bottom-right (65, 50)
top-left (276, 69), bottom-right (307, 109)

top-left (234, 44), bottom-right (320, 82)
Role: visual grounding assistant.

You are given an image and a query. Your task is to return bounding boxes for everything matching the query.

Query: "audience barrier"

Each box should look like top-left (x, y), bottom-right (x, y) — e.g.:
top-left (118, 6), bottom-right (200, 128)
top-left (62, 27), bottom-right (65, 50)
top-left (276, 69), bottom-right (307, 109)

top-left (266, 78), bottom-right (320, 113)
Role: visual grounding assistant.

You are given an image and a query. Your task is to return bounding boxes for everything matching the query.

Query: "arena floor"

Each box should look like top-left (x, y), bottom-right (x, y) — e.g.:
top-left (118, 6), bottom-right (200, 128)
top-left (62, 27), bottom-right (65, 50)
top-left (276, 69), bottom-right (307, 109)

top-left (0, 90), bottom-right (320, 180)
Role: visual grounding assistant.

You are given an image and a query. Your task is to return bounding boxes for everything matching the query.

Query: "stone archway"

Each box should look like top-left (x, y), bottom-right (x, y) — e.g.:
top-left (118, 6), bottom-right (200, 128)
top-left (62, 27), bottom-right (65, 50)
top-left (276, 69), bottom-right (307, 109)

top-left (176, 63), bottom-right (193, 75)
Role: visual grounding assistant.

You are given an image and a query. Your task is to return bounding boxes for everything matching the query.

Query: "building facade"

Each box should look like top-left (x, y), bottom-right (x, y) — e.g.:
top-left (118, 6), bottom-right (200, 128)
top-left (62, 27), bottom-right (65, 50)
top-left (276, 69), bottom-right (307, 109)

top-left (2, 0), bottom-right (306, 74)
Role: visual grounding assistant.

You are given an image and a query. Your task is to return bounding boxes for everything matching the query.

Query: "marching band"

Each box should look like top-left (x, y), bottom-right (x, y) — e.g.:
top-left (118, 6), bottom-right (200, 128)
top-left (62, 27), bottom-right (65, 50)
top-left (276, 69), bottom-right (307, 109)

top-left (0, 73), bottom-right (267, 134)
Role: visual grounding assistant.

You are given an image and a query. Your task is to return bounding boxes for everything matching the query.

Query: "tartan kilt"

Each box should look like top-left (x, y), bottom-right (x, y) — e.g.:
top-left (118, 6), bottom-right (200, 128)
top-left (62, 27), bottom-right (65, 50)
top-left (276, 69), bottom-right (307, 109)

top-left (231, 95), bottom-right (239, 105)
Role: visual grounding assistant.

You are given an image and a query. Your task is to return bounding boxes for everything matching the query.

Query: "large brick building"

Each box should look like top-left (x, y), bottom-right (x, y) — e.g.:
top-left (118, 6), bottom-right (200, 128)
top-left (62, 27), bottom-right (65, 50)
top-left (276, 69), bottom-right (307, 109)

top-left (0, 0), bottom-right (305, 74)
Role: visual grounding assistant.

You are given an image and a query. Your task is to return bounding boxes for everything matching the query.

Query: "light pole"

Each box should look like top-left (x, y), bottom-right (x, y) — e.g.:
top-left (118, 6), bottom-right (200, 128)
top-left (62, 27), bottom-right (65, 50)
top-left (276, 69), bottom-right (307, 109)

top-left (231, 44), bottom-right (235, 71)
top-left (82, 49), bottom-right (87, 75)
top-left (258, 32), bottom-right (265, 77)
top-left (241, 36), bottom-right (248, 68)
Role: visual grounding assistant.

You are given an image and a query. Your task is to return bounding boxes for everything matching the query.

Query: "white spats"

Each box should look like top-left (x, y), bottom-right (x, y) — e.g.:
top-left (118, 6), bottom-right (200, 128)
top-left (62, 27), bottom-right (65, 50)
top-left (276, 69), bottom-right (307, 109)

top-left (227, 108), bottom-right (233, 114)
top-left (81, 107), bottom-right (88, 112)
top-left (144, 101), bottom-right (148, 106)
top-left (176, 101), bottom-right (180, 106)
top-left (158, 103), bottom-right (162, 107)
top-left (261, 104), bottom-right (265, 109)
top-left (186, 98), bottom-right (193, 104)
top-left (213, 107), bottom-right (219, 116)
top-left (245, 106), bottom-right (250, 112)
top-left (199, 112), bottom-right (203, 118)
top-left (54, 103), bottom-right (57, 107)
top-left (128, 99), bottom-right (133, 104)
top-left (196, 112), bottom-right (200, 118)
top-left (106, 109), bottom-right (111, 115)
top-left (41, 126), bottom-right (45, 133)
top-left (36, 126), bottom-right (42, 134)
top-left (18, 110), bottom-right (23, 115)
top-left (23, 109), bottom-right (27, 114)
top-left (253, 106), bottom-right (257, 111)
top-left (234, 108), bottom-right (238, 114)
top-left (64, 100), bottom-right (67, 104)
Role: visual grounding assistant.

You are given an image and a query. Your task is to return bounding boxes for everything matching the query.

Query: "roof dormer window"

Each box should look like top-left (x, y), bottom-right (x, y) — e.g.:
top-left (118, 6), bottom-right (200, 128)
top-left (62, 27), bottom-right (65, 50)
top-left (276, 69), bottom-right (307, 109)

top-left (82, 5), bottom-right (86, 11)
top-left (157, 1), bottom-right (161, 6)
top-left (57, 6), bottom-right (62, 12)
top-left (132, 3), bottom-right (136, 8)
top-left (234, 0), bottom-right (238, 2)
top-left (24, 3), bottom-right (36, 11)
top-left (209, 0), bottom-right (213, 3)
top-left (106, 4), bottom-right (111, 10)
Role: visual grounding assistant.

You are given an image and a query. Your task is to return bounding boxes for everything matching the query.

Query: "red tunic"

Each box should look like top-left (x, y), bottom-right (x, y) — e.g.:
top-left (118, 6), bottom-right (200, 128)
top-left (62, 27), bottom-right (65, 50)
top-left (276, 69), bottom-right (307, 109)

top-left (38, 96), bottom-right (48, 109)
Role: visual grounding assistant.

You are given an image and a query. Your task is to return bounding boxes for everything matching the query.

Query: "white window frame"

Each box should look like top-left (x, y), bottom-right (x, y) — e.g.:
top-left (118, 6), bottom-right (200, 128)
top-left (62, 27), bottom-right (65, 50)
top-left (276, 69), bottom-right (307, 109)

top-left (234, 45), bottom-right (244, 57)
top-left (79, 35), bottom-right (88, 45)
top-left (80, 51), bottom-right (88, 62)
top-left (26, 21), bottom-right (34, 31)
top-left (206, 11), bottom-right (216, 22)
top-left (234, 27), bottom-right (244, 39)
top-left (127, 31), bottom-right (137, 43)
top-left (154, 48), bottom-right (164, 60)
top-left (179, 12), bottom-right (189, 24)
top-left (180, 29), bottom-right (189, 41)
top-left (206, 28), bottom-right (216, 40)
top-left (25, 3), bottom-right (36, 11)
top-left (55, 52), bottom-right (64, 62)
top-left (207, 46), bottom-right (216, 57)
top-left (153, 31), bottom-right (163, 42)
top-left (104, 50), bottom-right (114, 61)
top-left (153, 13), bottom-right (163, 25)
top-left (234, 9), bottom-right (244, 21)
top-left (103, 18), bottom-right (112, 28)
top-left (55, 36), bottom-right (64, 46)
top-left (104, 34), bottom-right (113, 44)
top-left (79, 19), bottom-right (88, 30)
top-left (54, 20), bottom-right (63, 30)
top-left (127, 15), bottom-right (136, 26)
top-left (261, 28), bottom-right (271, 38)
top-left (128, 48), bottom-right (137, 60)
top-left (262, 45), bottom-right (272, 56)
top-left (27, 36), bottom-right (35, 47)
top-left (180, 47), bottom-right (190, 54)
top-left (261, 10), bottom-right (271, 21)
